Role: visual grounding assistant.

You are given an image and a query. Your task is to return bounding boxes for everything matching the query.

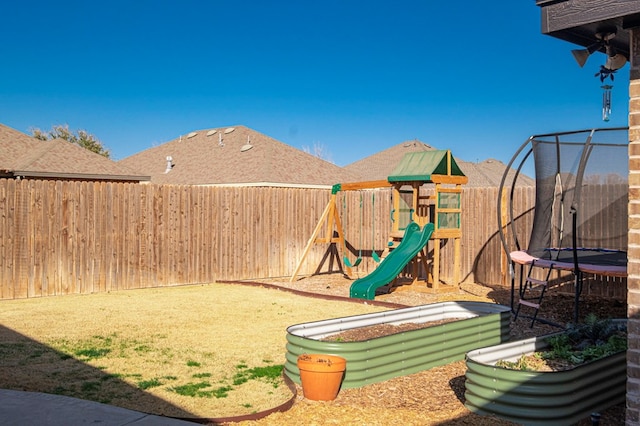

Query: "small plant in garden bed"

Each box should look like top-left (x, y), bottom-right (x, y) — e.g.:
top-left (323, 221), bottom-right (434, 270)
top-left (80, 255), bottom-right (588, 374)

top-left (496, 314), bottom-right (627, 372)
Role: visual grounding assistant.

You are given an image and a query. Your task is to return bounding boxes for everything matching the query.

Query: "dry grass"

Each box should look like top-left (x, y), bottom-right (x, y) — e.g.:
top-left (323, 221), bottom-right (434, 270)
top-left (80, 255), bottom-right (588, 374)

top-left (0, 282), bottom-right (386, 419)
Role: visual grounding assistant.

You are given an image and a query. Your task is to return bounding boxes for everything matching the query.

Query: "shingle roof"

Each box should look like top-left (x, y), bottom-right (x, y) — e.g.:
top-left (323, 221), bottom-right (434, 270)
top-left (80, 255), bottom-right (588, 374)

top-left (461, 158), bottom-right (534, 187)
top-left (118, 125), bottom-right (362, 186)
top-left (345, 140), bottom-right (534, 187)
top-left (0, 123), bottom-right (148, 181)
top-left (0, 123), bottom-right (41, 170)
top-left (344, 140), bottom-right (436, 181)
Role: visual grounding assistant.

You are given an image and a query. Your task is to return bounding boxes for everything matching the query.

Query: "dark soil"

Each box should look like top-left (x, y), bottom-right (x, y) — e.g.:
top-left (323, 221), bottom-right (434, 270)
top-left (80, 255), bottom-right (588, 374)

top-left (320, 319), bottom-right (458, 342)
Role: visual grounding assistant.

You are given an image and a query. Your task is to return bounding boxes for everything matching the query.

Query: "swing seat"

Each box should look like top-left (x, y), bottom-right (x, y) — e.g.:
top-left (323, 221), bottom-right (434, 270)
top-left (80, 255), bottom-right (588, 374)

top-left (343, 255), bottom-right (362, 268)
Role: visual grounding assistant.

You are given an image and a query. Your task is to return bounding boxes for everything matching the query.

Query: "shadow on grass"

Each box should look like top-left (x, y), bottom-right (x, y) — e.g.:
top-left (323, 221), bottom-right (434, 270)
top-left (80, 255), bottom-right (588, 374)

top-left (0, 325), bottom-right (197, 421)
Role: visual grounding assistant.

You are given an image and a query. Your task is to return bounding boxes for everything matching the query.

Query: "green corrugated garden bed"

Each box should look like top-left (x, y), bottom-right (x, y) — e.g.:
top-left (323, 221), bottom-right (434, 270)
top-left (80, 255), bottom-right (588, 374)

top-left (464, 319), bottom-right (627, 426)
top-left (284, 301), bottom-right (511, 389)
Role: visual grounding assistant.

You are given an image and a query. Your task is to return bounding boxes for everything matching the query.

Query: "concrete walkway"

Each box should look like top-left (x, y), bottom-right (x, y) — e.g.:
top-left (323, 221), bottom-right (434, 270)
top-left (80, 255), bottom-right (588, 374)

top-left (0, 389), bottom-right (199, 425)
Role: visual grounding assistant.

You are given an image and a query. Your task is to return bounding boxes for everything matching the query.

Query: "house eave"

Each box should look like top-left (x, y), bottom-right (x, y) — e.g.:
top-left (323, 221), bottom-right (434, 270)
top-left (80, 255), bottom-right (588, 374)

top-left (195, 181), bottom-right (333, 189)
top-left (10, 170), bottom-right (151, 182)
top-left (536, 0), bottom-right (640, 56)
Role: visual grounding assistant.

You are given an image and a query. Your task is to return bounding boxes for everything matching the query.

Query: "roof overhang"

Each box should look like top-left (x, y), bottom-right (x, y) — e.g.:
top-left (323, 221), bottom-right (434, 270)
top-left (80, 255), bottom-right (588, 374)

top-left (536, 0), bottom-right (640, 57)
top-left (8, 170), bottom-right (150, 182)
top-left (197, 182), bottom-right (333, 189)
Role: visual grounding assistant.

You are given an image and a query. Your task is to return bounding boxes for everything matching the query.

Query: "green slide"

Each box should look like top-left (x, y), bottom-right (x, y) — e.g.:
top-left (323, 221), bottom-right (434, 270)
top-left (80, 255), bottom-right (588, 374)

top-left (350, 222), bottom-right (434, 300)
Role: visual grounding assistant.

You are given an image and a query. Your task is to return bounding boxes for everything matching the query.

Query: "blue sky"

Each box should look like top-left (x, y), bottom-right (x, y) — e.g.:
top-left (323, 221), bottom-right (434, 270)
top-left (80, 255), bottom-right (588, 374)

top-left (0, 1), bottom-right (630, 166)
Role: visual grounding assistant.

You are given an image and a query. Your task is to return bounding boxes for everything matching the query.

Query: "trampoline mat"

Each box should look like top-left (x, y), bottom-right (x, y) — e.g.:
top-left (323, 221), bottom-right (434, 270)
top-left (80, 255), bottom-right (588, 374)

top-left (511, 249), bottom-right (627, 277)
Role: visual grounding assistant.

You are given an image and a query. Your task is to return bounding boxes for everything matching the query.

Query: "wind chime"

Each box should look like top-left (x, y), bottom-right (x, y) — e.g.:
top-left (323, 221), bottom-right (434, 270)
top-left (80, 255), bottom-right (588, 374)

top-left (595, 60), bottom-right (618, 122)
top-left (601, 83), bottom-right (612, 122)
top-left (571, 30), bottom-right (627, 122)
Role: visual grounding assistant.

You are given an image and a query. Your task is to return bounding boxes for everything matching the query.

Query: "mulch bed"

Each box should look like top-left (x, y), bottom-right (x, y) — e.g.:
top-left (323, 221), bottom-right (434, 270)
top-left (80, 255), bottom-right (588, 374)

top-left (233, 274), bottom-right (627, 426)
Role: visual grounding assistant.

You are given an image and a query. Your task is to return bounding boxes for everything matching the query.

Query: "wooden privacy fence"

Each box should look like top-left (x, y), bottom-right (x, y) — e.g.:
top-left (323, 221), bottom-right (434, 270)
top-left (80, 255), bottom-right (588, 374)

top-left (0, 180), bottom-right (331, 299)
top-left (0, 178), bottom-right (623, 300)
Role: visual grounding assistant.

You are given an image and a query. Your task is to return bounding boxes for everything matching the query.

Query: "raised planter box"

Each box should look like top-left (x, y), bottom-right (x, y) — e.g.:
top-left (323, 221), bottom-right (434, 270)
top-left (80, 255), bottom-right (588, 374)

top-left (464, 320), bottom-right (627, 426)
top-left (285, 301), bottom-right (511, 389)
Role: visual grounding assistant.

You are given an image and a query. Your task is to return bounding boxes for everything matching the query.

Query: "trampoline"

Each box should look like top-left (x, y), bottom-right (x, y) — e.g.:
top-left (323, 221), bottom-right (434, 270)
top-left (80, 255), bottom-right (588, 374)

top-left (498, 127), bottom-right (628, 324)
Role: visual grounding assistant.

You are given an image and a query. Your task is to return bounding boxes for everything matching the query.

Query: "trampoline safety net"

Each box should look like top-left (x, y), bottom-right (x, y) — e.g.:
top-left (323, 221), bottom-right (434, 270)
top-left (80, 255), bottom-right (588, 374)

top-left (502, 127), bottom-right (629, 270)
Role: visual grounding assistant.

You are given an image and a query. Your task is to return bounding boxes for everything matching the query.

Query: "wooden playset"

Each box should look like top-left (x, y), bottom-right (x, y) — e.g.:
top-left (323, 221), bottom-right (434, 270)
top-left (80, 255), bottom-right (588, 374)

top-left (290, 150), bottom-right (467, 294)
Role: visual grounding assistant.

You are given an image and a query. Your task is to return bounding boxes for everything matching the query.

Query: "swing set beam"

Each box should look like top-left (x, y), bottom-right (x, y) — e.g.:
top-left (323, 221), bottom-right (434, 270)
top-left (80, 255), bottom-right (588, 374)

top-left (332, 180), bottom-right (392, 193)
top-left (290, 180), bottom-right (392, 283)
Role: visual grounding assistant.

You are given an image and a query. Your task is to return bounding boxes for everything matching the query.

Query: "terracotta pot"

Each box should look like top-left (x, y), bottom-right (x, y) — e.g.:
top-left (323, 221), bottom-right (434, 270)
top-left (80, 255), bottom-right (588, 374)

top-left (297, 354), bottom-right (346, 401)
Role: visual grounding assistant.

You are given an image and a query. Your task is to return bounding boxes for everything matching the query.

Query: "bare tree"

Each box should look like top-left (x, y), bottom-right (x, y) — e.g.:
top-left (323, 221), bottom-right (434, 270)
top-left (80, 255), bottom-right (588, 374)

top-left (31, 124), bottom-right (111, 158)
top-left (302, 142), bottom-right (334, 164)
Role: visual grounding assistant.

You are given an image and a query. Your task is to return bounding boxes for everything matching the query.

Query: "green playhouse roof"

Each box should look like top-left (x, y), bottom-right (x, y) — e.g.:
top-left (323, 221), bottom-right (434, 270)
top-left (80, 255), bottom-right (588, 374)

top-left (388, 150), bottom-right (466, 183)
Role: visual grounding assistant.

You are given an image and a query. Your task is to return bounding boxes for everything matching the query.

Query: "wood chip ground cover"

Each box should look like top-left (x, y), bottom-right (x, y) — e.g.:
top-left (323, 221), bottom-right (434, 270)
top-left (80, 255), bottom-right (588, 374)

top-left (0, 276), bottom-right (627, 425)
